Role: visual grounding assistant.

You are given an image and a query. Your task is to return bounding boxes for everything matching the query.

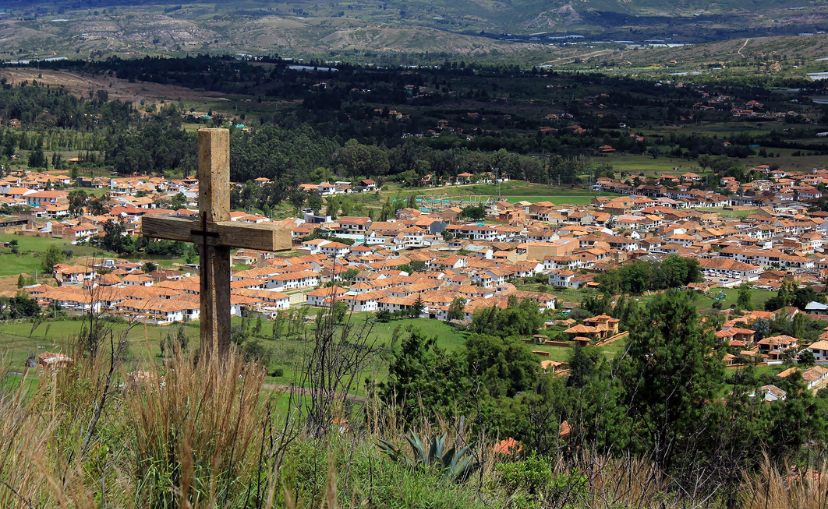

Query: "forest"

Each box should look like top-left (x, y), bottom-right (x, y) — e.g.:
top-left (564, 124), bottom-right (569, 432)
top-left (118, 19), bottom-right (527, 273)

top-left (2, 55), bottom-right (828, 190)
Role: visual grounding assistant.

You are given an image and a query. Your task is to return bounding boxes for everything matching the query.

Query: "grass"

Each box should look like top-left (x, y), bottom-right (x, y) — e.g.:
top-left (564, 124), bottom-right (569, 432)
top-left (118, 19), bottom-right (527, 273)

top-left (383, 180), bottom-right (613, 198)
top-left (530, 339), bottom-right (626, 362)
top-left (694, 287), bottom-right (777, 311)
top-left (0, 317), bottom-right (192, 370)
top-left (0, 234), bottom-right (68, 277)
top-left (695, 207), bottom-right (756, 218)
top-left (505, 195), bottom-right (599, 204)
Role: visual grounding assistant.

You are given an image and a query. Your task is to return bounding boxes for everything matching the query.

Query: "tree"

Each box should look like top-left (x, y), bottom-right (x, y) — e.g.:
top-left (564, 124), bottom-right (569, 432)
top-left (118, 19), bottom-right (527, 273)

top-left (409, 260), bottom-right (428, 272)
top-left (567, 343), bottom-right (601, 388)
top-left (170, 192), bottom-right (187, 210)
top-left (1, 291), bottom-right (41, 319)
top-left (307, 190), bottom-right (323, 214)
top-left (332, 301), bottom-right (348, 324)
top-left (42, 244), bottom-right (66, 274)
top-left (8, 239), bottom-right (18, 255)
top-left (142, 261), bottom-right (158, 274)
top-left (28, 141), bottom-right (46, 168)
top-left (465, 334), bottom-right (539, 398)
top-left (100, 219), bottom-right (136, 254)
top-left (17, 274), bottom-right (24, 289)
top-left (67, 189), bottom-right (88, 217)
top-left (798, 349), bottom-right (816, 366)
top-left (339, 268), bottom-right (360, 282)
top-left (619, 290), bottom-right (723, 470)
top-left (377, 327), bottom-right (470, 424)
top-left (289, 190), bottom-right (308, 213)
top-left (462, 204), bottom-right (486, 221)
top-left (751, 318), bottom-right (770, 341)
top-left (376, 309), bottom-right (392, 323)
top-left (447, 297), bottom-right (467, 321)
top-left (737, 284), bottom-right (753, 311)
top-left (87, 195), bottom-right (110, 216)
top-left (472, 297), bottom-right (542, 338)
top-left (336, 141), bottom-right (390, 177)
top-left (410, 295), bottom-right (424, 318)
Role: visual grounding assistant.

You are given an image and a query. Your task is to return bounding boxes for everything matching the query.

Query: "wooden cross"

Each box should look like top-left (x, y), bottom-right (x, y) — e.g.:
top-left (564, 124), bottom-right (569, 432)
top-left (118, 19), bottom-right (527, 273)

top-left (142, 129), bottom-right (292, 358)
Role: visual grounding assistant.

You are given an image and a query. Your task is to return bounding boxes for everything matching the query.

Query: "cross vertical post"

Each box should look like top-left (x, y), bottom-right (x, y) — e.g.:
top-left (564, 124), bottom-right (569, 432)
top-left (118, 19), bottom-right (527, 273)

top-left (197, 128), bottom-right (231, 358)
top-left (141, 128), bottom-right (292, 360)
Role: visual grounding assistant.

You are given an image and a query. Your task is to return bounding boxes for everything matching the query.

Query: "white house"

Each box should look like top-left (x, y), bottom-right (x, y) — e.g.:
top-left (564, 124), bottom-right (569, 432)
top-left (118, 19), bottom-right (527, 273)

top-left (809, 340), bottom-right (828, 361)
top-left (305, 286), bottom-right (348, 306)
top-left (548, 270), bottom-right (580, 289)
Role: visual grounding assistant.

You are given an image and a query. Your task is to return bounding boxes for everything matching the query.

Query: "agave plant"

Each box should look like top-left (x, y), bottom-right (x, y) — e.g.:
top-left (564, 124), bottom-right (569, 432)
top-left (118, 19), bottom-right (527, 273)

top-left (378, 431), bottom-right (480, 481)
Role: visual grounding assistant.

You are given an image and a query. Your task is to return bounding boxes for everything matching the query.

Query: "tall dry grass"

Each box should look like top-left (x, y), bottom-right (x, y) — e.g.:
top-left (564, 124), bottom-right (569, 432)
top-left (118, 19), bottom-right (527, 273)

top-left (0, 367), bottom-right (56, 508)
top-left (123, 346), bottom-right (272, 508)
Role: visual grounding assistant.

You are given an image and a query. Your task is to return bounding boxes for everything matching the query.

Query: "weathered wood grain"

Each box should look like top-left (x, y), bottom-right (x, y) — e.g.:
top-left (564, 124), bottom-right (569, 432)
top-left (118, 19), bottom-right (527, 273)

top-left (198, 128), bottom-right (230, 223)
top-left (141, 215), bottom-right (292, 252)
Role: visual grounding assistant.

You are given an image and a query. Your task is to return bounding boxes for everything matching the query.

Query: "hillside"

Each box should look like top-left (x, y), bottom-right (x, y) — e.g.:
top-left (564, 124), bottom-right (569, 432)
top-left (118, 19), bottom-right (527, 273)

top-left (3, 0), bottom-right (828, 62)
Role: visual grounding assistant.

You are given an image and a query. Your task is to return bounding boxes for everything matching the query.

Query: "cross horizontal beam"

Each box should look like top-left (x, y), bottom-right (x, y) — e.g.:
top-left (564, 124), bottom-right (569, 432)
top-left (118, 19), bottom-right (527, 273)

top-left (142, 214), bottom-right (292, 252)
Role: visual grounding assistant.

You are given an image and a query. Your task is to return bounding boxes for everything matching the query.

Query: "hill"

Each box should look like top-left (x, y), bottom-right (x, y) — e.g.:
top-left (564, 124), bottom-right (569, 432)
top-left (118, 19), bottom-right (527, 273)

top-left (3, 0), bottom-right (828, 62)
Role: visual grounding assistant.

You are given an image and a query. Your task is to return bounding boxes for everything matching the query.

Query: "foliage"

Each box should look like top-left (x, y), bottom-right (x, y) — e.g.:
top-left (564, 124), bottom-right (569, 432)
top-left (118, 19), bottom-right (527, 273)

top-left (0, 291), bottom-right (41, 319)
top-left (596, 254), bottom-right (703, 294)
top-left (447, 296), bottom-right (467, 321)
top-left (339, 268), bottom-right (360, 282)
top-left (471, 296), bottom-right (542, 337)
top-left (798, 349), bottom-right (816, 366)
top-left (41, 244), bottom-right (66, 273)
top-left (377, 431), bottom-right (479, 481)
top-left (465, 334), bottom-right (539, 398)
top-left (332, 301), bottom-right (348, 324)
top-left (567, 343), bottom-right (601, 389)
top-left (495, 453), bottom-right (552, 495)
top-left (461, 204), bottom-right (486, 220)
top-left (618, 290), bottom-right (723, 469)
top-left (67, 189), bottom-right (88, 216)
top-left (98, 219), bottom-right (135, 254)
top-left (751, 318), bottom-right (771, 341)
top-left (377, 327), bottom-right (470, 424)
top-left (737, 284), bottom-right (753, 311)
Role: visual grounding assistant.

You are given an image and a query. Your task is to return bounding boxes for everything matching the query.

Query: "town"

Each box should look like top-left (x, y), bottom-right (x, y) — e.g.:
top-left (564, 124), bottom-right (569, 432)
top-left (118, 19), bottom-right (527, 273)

top-left (4, 162), bottom-right (828, 381)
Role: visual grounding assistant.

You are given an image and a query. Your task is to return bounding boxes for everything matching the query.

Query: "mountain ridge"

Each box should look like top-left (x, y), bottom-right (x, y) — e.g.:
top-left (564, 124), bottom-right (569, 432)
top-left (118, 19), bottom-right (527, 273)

top-left (2, 0), bottom-right (828, 62)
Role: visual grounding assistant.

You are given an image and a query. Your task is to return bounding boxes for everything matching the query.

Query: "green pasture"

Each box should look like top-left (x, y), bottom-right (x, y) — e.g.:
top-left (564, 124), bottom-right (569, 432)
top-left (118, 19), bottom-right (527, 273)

top-left (0, 234), bottom-right (69, 277)
top-left (694, 287), bottom-right (777, 311)
top-left (504, 196), bottom-right (598, 205)
top-left (695, 207), bottom-right (756, 218)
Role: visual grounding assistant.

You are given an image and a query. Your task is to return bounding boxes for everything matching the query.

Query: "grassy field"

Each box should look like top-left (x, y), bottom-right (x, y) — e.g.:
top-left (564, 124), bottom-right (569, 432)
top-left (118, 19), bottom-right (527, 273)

top-left (0, 234), bottom-right (69, 277)
top-left (0, 285), bottom-right (774, 389)
top-left (695, 287), bottom-right (777, 311)
top-left (384, 181), bottom-right (613, 198)
top-left (695, 207), bottom-right (756, 218)
top-left (504, 196), bottom-right (599, 205)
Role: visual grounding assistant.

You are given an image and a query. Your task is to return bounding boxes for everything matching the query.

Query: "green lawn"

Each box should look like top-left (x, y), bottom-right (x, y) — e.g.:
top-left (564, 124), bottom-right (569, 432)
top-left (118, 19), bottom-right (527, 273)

top-left (0, 317), bottom-right (181, 370)
top-left (693, 207), bottom-right (756, 218)
top-left (695, 287), bottom-right (776, 311)
top-left (605, 153), bottom-right (708, 175)
top-left (530, 340), bottom-right (627, 363)
top-left (386, 181), bottom-right (613, 198)
top-left (505, 196), bottom-right (601, 205)
top-left (0, 234), bottom-right (69, 276)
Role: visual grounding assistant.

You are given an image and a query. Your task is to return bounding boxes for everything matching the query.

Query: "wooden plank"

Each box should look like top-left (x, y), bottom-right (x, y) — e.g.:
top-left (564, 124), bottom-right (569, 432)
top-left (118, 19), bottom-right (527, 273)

top-left (140, 215), bottom-right (196, 242)
top-left (198, 128), bottom-right (230, 223)
top-left (202, 245), bottom-right (232, 358)
top-left (214, 222), bottom-right (293, 252)
top-left (141, 215), bottom-right (292, 251)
